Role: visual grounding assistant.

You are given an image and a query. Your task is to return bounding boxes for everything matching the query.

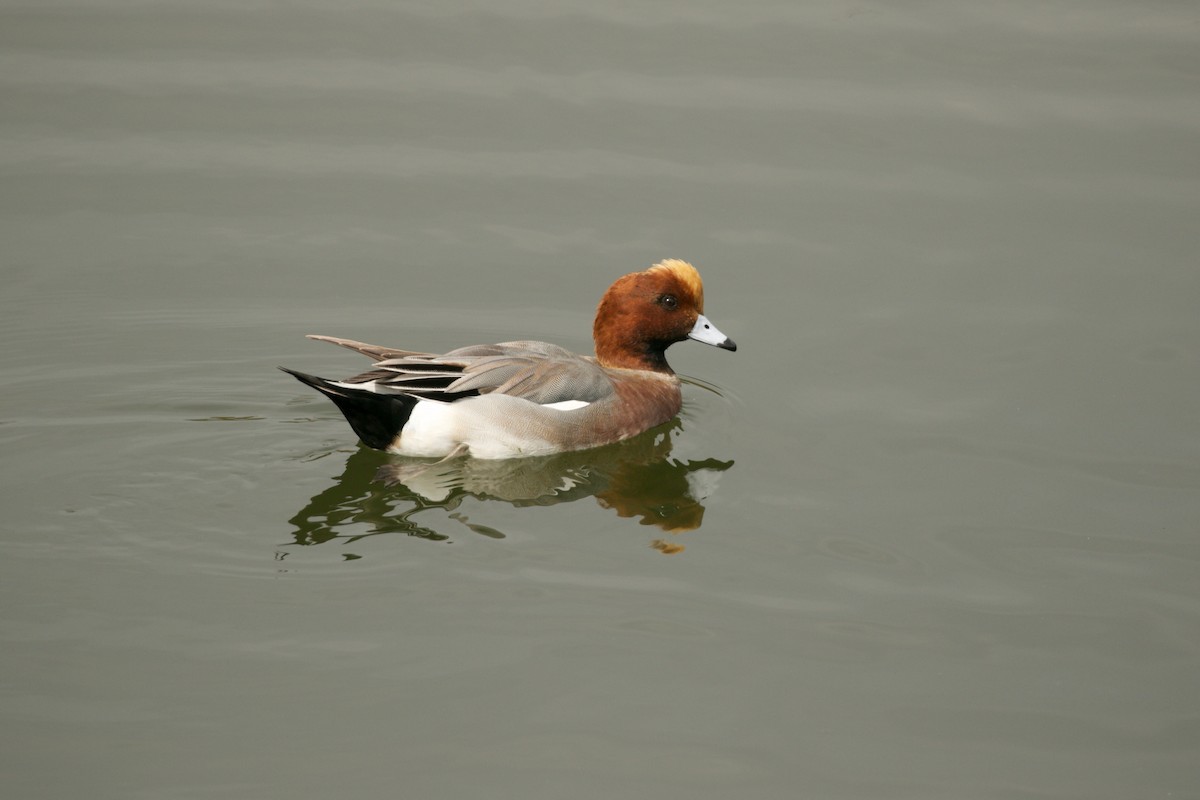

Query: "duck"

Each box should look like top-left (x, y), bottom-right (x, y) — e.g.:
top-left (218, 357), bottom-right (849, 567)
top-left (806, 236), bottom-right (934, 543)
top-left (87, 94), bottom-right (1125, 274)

top-left (281, 259), bottom-right (736, 460)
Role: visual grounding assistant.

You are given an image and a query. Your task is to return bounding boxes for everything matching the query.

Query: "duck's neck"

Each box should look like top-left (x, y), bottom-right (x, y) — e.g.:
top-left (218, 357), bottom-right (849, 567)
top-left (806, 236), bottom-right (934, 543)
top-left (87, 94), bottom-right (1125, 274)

top-left (594, 338), bottom-right (674, 373)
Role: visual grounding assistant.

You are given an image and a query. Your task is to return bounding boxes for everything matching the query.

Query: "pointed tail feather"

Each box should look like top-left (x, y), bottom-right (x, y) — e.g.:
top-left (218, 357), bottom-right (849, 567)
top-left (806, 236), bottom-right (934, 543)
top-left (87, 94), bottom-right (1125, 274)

top-left (280, 367), bottom-right (417, 451)
top-left (305, 335), bottom-right (425, 362)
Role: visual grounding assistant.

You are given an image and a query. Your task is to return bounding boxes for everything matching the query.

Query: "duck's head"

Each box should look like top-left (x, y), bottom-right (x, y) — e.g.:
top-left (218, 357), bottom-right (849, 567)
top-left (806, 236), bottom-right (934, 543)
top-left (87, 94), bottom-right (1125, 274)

top-left (593, 259), bottom-right (737, 373)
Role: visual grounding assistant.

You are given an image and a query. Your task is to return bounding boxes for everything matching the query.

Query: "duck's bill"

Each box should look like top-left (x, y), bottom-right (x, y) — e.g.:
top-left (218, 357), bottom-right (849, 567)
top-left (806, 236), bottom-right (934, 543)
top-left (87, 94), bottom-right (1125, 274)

top-left (688, 314), bottom-right (737, 351)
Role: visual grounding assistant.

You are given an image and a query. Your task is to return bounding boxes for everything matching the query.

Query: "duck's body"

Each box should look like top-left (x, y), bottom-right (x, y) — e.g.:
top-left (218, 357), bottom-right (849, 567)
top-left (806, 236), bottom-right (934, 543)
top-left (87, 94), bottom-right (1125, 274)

top-left (282, 259), bottom-right (736, 459)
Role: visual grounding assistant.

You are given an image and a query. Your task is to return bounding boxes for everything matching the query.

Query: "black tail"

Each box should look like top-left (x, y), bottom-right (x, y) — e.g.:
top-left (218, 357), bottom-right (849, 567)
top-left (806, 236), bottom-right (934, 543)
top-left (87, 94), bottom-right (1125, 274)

top-left (280, 367), bottom-right (417, 451)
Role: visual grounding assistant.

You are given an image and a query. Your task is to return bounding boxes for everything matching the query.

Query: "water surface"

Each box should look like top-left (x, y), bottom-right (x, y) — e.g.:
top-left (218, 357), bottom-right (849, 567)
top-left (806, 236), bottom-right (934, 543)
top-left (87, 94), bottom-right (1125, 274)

top-left (3, 2), bottom-right (1199, 798)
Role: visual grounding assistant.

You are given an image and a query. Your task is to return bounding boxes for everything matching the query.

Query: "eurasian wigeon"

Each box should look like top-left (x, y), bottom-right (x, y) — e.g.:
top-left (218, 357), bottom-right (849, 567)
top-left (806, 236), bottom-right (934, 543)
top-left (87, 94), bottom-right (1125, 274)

top-left (281, 259), bottom-right (736, 459)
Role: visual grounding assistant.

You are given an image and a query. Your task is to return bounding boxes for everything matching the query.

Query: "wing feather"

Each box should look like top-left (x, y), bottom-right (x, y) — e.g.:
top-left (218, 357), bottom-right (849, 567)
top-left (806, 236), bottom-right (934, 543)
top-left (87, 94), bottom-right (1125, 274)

top-left (315, 337), bottom-right (615, 406)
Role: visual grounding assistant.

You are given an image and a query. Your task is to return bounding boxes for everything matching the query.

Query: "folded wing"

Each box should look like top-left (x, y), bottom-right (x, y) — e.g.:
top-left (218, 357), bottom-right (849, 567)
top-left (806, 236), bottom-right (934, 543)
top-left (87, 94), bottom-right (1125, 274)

top-left (310, 336), bottom-right (615, 407)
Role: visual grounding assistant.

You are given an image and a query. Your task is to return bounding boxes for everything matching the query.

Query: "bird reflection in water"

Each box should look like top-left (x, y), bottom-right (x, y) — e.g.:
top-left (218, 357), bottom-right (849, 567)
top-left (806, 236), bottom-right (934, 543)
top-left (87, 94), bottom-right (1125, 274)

top-left (286, 419), bottom-right (733, 554)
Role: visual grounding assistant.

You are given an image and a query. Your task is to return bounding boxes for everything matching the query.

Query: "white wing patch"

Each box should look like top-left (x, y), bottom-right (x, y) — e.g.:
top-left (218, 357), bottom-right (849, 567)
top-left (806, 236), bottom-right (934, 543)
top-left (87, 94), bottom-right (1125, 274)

top-left (542, 400), bottom-right (591, 411)
top-left (331, 379), bottom-right (413, 396)
top-left (332, 379), bottom-right (378, 392)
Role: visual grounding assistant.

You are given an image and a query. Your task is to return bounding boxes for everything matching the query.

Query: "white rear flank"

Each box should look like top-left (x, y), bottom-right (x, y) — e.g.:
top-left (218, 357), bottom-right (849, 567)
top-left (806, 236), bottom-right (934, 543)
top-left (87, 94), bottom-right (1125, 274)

top-left (392, 401), bottom-right (463, 456)
top-left (392, 397), bottom-right (562, 459)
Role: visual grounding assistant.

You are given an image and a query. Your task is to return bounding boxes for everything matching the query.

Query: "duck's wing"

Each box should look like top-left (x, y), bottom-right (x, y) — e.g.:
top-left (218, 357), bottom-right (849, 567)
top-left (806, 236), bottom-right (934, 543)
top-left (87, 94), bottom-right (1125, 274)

top-left (356, 340), bottom-right (615, 406)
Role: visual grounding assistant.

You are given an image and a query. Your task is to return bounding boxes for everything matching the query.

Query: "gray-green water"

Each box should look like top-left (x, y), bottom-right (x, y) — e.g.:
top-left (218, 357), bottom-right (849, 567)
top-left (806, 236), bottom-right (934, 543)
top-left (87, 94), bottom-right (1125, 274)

top-left (3, 2), bottom-right (1199, 798)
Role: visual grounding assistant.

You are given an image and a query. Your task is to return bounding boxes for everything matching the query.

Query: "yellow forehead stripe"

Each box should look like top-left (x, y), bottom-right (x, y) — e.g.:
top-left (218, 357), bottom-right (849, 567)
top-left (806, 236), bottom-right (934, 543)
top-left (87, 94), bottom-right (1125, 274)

top-left (647, 259), bottom-right (705, 310)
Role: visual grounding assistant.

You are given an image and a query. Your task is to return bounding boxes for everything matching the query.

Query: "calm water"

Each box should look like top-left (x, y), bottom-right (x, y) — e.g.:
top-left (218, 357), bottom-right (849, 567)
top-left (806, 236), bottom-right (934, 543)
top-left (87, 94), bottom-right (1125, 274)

top-left (3, 2), bottom-right (1199, 798)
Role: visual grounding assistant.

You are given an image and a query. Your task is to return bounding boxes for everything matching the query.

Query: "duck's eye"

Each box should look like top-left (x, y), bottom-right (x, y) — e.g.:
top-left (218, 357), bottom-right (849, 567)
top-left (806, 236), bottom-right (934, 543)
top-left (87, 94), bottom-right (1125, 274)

top-left (659, 294), bottom-right (678, 310)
